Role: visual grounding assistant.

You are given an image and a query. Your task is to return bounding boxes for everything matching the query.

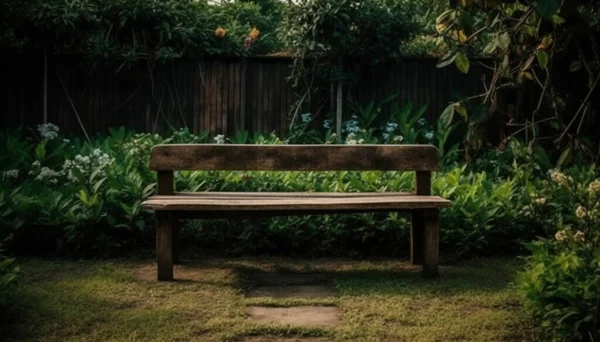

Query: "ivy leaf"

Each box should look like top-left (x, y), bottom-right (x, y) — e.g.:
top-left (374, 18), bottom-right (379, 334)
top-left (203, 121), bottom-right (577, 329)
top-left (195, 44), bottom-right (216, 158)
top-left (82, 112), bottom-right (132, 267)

top-left (536, 0), bottom-right (560, 17)
top-left (537, 51), bottom-right (549, 70)
top-left (455, 52), bottom-right (470, 74)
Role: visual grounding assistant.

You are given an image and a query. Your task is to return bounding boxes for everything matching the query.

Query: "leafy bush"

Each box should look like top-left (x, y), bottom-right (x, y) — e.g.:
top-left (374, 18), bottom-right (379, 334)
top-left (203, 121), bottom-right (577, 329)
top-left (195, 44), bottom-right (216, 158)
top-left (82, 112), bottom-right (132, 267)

top-left (0, 120), bottom-right (546, 258)
top-left (0, 256), bottom-right (19, 317)
top-left (519, 167), bottom-right (600, 341)
top-left (0, 0), bottom-right (284, 61)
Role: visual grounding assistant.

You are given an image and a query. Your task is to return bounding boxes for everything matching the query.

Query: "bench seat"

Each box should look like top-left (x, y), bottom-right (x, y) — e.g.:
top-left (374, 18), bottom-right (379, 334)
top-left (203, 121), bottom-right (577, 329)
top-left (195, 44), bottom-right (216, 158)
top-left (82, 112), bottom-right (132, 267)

top-left (143, 192), bottom-right (452, 212)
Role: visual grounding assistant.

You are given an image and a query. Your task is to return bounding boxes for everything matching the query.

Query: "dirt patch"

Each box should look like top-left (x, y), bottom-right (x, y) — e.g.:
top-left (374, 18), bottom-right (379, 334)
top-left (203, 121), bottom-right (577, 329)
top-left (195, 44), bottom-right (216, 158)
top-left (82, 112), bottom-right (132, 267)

top-left (247, 285), bottom-right (337, 299)
top-left (248, 306), bottom-right (342, 327)
top-left (239, 338), bottom-right (330, 342)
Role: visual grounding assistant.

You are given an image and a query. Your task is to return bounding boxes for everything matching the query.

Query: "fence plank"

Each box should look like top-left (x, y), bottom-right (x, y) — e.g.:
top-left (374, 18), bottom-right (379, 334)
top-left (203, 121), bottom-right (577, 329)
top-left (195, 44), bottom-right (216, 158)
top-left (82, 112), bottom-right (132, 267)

top-left (0, 56), bottom-right (486, 137)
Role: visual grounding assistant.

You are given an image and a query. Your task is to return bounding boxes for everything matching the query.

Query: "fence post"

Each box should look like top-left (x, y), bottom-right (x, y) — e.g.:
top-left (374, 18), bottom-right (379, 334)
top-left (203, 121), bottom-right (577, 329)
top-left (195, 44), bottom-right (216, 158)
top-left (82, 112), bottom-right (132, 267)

top-left (240, 57), bottom-right (248, 132)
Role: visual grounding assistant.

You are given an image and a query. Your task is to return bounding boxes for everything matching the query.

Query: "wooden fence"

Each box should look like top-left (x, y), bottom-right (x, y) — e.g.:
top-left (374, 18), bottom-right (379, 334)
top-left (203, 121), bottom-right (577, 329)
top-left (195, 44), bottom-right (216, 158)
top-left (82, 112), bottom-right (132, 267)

top-left (0, 55), bottom-right (487, 137)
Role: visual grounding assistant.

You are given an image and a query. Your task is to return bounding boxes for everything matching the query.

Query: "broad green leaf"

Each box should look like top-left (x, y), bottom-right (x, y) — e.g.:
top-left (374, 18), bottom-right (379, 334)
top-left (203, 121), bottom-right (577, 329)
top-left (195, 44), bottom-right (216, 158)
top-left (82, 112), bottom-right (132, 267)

top-left (552, 14), bottom-right (565, 24)
top-left (455, 103), bottom-right (468, 120)
top-left (455, 52), bottom-right (470, 74)
top-left (439, 104), bottom-right (456, 128)
top-left (556, 146), bottom-right (572, 168)
top-left (536, 51), bottom-right (549, 70)
top-left (536, 0), bottom-right (560, 17)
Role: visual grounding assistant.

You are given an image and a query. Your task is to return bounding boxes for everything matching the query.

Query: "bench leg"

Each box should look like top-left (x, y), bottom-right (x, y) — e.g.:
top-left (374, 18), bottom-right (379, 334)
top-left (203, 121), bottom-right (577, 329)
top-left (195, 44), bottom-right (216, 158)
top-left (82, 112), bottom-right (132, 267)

top-left (422, 209), bottom-right (440, 279)
top-left (173, 218), bottom-right (182, 265)
top-left (410, 211), bottom-right (424, 265)
top-left (156, 212), bottom-right (174, 281)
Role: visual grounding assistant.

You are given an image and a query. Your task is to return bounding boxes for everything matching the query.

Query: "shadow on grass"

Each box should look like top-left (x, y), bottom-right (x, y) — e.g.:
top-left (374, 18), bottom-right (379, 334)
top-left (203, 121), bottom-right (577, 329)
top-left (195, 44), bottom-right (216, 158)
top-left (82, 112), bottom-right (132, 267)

top-left (160, 257), bottom-right (521, 297)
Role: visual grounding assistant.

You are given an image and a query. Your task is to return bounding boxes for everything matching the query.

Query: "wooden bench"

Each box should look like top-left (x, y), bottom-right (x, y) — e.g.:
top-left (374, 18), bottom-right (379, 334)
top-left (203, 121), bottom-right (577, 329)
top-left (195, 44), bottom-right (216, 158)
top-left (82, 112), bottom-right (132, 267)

top-left (142, 144), bottom-right (452, 281)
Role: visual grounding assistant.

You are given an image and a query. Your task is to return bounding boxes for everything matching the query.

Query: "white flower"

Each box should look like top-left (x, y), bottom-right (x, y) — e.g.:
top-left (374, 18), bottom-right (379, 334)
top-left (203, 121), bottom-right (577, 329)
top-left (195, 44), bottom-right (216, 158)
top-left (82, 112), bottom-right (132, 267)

top-left (346, 133), bottom-right (358, 145)
top-left (323, 120), bottom-right (331, 129)
top-left (213, 134), bottom-right (225, 144)
top-left (382, 133), bottom-right (390, 141)
top-left (588, 180), bottom-right (600, 195)
top-left (425, 131), bottom-right (434, 140)
top-left (550, 170), bottom-right (571, 187)
top-left (2, 169), bottom-right (19, 180)
top-left (573, 231), bottom-right (585, 243)
top-left (533, 197), bottom-right (546, 205)
top-left (37, 123), bottom-right (60, 140)
top-left (418, 118), bottom-right (427, 125)
top-left (345, 117), bottom-right (359, 134)
top-left (393, 135), bottom-right (404, 143)
top-left (555, 230), bottom-right (568, 242)
top-left (62, 139), bottom-right (70, 143)
top-left (385, 122), bottom-right (398, 133)
top-left (576, 205), bottom-right (588, 219)
top-left (32, 161), bottom-right (41, 168)
top-left (358, 139), bottom-right (365, 144)
top-left (301, 113), bottom-right (312, 123)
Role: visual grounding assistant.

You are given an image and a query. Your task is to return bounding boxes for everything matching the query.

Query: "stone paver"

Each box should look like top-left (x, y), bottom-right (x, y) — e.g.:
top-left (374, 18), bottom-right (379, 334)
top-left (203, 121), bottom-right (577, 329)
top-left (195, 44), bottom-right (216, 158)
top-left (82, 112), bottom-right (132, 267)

top-left (240, 338), bottom-right (330, 342)
top-left (247, 285), bottom-right (336, 299)
top-left (248, 306), bottom-right (342, 327)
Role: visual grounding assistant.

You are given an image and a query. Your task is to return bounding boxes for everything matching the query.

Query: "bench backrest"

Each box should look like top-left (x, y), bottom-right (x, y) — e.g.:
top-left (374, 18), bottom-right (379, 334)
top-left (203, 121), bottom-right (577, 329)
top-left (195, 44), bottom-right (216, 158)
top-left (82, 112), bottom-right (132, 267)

top-left (150, 144), bottom-right (439, 196)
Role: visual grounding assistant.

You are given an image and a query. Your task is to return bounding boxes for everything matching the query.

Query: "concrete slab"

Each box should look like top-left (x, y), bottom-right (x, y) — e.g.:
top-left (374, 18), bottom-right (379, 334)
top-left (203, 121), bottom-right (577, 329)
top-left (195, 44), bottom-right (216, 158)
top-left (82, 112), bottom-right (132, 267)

top-left (248, 306), bottom-right (341, 327)
top-left (247, 285), bottom-right (336, 299)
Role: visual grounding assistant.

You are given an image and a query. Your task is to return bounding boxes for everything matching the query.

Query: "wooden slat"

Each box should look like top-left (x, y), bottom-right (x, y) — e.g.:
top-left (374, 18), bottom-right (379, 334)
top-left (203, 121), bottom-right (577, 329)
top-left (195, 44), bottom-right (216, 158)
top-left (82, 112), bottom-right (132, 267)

top-left (160, 192), bottom-right (412, 198)
top-left (142, 194), bottom-right (451, 211)
top-left (149, 144), bottom-right (440, 171)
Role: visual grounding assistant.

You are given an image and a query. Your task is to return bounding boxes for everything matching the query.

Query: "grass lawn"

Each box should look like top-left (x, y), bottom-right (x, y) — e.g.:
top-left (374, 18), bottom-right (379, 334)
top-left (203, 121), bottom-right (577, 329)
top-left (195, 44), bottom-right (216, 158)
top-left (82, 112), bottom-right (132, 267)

top-left (3, 257), bottom-right (533, 342)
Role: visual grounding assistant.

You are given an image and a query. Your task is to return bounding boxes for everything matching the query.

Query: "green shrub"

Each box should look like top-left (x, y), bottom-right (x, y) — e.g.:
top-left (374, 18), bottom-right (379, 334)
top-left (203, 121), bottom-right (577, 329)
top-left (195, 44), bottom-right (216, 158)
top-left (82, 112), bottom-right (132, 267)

top-left (0, 121), bottom-right (549, 258)
top-left (519, 167), bottom-right (600, 341)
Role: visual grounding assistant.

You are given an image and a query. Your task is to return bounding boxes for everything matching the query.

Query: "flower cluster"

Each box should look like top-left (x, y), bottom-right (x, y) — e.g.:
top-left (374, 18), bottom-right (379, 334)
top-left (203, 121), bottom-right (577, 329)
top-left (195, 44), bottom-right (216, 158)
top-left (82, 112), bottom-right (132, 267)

top-left (301, 113), bottom-right (312, 123)
top-left (424, 131), bottom-right (434, 141)
top-left (383, 122), bottom-right (398, 141)
top-left (588, 179), bottom-right (600, 195)
top-left (550, 170), bottom-right (572, 187)
top-left (555, 229), bottom-right (568, 242)
top-left (37, 123), bottom-right (60, 140)
top-left (554, 228), bottom-right (586, 243)
top-left (121, 134), bottom-right (158, 157)
top-left (2, 169), bottom-right (19, 181)
top-left (345, 133), bottom-right (363, 145)
top-left (29, 161), bottom-right (64, 185)
top-left (418, 118), bottom-right (427, 126)
top-left (532, 196), bottom-right (546, 205)
top-left (345, 115), bottom-right (359, 134)
top-left (323, 119), bottom-right (331, 129)
top-left (214, 134), bottom-right (225, 144)
top-left (63, 149), bottom-right (114, 183)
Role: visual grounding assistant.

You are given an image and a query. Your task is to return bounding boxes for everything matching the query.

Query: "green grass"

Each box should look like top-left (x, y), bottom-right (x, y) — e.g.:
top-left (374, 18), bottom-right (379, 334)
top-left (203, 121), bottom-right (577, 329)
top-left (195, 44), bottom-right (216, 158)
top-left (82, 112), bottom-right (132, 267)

top-left (4, 257), bottom-right (533, 341)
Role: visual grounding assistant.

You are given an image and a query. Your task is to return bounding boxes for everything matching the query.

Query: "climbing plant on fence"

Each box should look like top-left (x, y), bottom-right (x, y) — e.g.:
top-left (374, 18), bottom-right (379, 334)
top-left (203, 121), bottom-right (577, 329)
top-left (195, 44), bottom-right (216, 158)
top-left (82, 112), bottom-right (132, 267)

top-left (435, 0), bottom-right (600, 162)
